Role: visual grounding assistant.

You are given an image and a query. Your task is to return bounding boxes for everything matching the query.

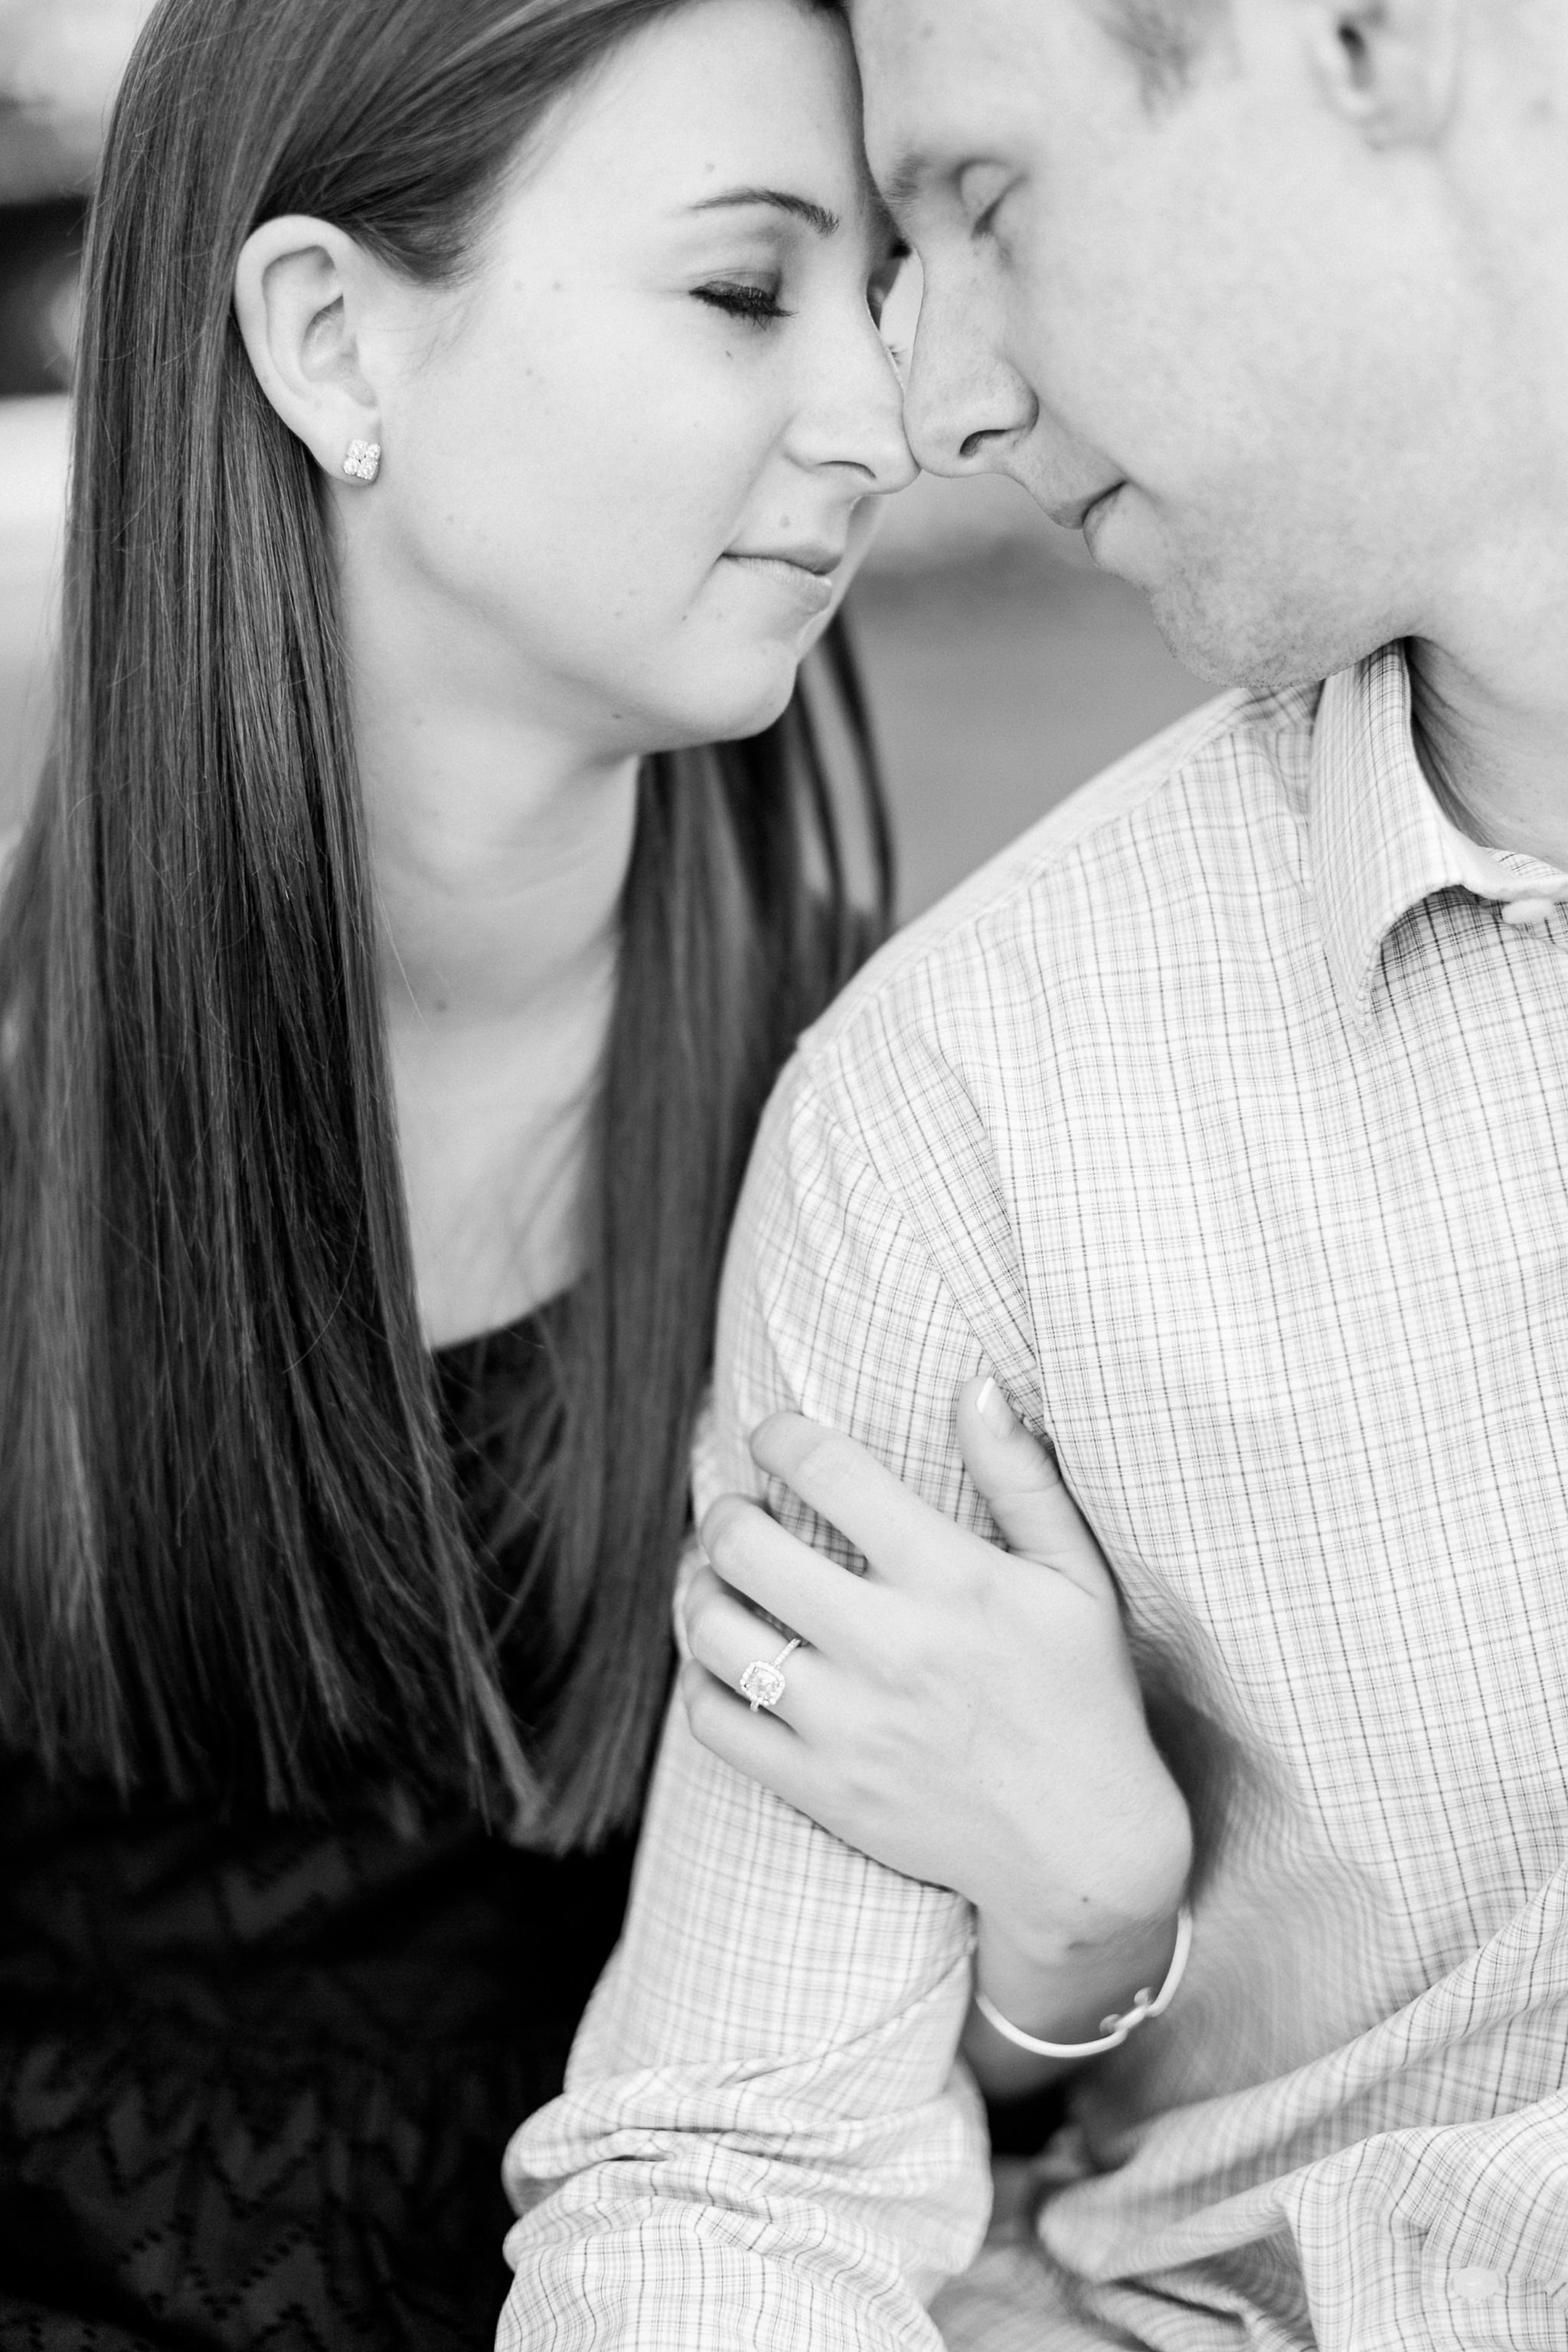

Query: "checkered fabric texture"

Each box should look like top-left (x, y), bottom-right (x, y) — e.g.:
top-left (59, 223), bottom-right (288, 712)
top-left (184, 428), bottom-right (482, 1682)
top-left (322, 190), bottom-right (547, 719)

top-left (501, 645), bottom-right (1568, 2350)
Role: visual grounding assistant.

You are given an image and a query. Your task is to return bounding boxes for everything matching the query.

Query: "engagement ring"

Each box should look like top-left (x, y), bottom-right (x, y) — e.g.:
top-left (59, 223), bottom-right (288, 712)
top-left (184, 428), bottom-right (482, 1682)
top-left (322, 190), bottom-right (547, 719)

top-left (739, 1638), bottom-right (802, 1713)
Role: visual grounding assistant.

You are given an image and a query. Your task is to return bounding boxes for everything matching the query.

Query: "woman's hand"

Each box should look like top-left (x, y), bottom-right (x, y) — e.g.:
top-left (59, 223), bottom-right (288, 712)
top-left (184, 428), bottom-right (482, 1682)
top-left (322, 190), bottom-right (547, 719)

top-left (681, 1378), bottom-right (1192, 2063)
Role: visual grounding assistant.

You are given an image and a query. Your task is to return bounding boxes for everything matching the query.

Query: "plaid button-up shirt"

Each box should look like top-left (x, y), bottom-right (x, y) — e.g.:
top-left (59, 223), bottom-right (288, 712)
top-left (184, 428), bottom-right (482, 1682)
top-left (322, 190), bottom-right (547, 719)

top-left (500, 645), bottom-right (1568, 2352)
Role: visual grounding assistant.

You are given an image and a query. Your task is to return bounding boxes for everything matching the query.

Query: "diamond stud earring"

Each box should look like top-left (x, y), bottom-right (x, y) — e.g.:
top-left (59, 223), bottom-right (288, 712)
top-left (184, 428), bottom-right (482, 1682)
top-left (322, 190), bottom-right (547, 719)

top-left (342, 439), bottom-right (381, 485)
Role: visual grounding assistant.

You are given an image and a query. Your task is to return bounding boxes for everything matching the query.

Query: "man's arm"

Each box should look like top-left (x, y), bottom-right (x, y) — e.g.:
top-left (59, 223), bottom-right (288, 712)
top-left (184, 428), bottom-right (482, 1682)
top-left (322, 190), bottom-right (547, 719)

top-left (497, 1060), bottom-right (996, 2348)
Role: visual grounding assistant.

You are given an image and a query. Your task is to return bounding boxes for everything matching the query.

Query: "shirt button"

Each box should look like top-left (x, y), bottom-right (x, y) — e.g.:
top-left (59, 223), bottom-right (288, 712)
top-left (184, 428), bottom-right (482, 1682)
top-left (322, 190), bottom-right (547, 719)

top-left (1449, 2267), bottom-right (1508, 2301)
top-left (1500, 897), bottom-right (1557, 926)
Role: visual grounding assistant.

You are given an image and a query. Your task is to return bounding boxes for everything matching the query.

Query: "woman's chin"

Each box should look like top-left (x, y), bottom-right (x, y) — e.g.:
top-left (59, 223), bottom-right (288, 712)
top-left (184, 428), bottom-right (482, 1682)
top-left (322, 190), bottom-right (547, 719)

top-left (649, 655), bottom-right (802, 753)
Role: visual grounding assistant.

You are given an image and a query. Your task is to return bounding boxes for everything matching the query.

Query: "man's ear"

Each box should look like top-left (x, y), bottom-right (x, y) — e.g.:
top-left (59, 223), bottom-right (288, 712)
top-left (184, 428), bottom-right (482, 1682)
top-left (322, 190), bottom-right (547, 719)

top-left (1299, 0), bottom-right (1462, 145)
top-left (233, 217), bottom-right (384, 483)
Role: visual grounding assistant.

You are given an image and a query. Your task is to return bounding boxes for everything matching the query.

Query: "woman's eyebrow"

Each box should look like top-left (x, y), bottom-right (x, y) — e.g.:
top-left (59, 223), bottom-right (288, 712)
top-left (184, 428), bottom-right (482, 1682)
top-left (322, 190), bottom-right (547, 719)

top-left (686, 187), bottom-right (841, 237)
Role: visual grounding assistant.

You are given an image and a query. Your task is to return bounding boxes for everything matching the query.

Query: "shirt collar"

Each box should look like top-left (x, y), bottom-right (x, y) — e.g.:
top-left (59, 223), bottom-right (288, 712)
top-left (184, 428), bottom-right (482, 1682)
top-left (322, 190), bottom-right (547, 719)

top-left (1310, 642), bottom-right (1568, 1026)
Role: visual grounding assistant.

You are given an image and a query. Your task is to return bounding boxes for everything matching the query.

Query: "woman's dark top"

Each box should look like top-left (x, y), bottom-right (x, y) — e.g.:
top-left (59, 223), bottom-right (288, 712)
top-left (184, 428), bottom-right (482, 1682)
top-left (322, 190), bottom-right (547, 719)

top-left (0, 1318), bottom-right (639, 2352)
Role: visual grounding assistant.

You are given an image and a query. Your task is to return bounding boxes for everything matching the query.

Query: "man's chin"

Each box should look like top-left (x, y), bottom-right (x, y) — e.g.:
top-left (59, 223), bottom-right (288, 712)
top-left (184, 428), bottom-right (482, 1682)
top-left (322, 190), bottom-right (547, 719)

top-left (1145, 580), bottom-right (1391, 698)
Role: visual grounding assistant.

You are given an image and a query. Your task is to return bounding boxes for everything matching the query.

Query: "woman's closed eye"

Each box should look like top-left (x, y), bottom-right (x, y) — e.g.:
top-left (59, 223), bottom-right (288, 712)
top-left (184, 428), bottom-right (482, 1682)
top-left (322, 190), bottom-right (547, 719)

top-left (694, 279), bottom-right (788, 325)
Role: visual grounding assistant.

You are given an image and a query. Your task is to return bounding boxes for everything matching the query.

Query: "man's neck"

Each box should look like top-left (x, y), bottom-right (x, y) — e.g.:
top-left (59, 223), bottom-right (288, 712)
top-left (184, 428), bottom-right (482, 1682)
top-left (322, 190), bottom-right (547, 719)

top-left (1406, 618), bottom-right (1568, 874)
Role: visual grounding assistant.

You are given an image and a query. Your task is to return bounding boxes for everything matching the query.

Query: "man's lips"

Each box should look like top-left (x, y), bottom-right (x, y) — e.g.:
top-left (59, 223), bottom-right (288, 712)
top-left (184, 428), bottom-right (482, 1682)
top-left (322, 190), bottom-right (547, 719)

top-left (1047, 484), bottom-right (1125, 535)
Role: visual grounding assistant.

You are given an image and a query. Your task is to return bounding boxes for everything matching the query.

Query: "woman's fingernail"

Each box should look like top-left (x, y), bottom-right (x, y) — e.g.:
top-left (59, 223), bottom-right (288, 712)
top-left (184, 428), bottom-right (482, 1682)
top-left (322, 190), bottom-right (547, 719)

top-left (975, 1377), bottom-right (1016, 1437)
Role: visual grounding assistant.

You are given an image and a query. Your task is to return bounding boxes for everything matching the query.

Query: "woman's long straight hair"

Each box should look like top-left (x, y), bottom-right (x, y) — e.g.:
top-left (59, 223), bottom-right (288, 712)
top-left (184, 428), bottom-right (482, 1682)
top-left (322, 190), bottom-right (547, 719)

top-left (0, 0), bottom-right (889, 1847)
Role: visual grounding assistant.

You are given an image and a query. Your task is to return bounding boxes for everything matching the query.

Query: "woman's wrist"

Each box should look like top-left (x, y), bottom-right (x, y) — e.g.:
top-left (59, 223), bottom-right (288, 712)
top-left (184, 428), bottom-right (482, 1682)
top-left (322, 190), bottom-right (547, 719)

top-left (973, 1766), bottom-right (1194, 2043)
top-left (983, 1764), bottom-right (1192, 1965)
top-left (975, 1900), bottom-right (1187, 2053)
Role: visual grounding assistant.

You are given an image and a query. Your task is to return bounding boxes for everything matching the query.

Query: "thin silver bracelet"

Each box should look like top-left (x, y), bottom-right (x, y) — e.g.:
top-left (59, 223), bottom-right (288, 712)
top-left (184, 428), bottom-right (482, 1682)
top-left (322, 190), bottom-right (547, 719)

top-left (972, 1903), bottom-right (1194, 2060)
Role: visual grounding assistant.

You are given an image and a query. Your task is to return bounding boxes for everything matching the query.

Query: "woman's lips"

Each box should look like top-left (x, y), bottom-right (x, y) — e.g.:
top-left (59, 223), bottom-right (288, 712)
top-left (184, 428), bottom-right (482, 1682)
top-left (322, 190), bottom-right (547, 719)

top-left (723, 551), bottom-right (838, 617)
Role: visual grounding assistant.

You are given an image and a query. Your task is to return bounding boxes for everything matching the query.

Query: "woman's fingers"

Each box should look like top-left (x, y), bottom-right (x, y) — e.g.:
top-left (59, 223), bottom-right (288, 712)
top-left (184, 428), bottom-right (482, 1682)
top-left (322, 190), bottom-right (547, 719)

top-left (748, 1413), bottom-right (992, 1592)
top-left (749, 1401), bottom-right (1118, 1608)
top-left (678, 1658), bottom-right (824, 1820)
top-left (955, 1375), bottom-right (1119, 1603)
top-left (681, 1560), bottom-right (822, 1726)
top-left (697, 1494), bottom-right (874, 1651)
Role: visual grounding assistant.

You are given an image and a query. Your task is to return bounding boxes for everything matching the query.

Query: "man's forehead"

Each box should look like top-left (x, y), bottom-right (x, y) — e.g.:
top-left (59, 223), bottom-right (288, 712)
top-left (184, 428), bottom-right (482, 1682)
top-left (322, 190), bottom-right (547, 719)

top-left (850, 0), bottom-right (1039, 94)
top-left (849, 0), bottom-right (1050, 196)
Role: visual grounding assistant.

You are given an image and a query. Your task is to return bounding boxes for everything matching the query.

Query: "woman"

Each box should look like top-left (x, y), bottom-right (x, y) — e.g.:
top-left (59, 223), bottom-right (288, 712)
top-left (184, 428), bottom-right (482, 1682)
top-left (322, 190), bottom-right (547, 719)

top-left (0, 0), bottom-right (914, 2341)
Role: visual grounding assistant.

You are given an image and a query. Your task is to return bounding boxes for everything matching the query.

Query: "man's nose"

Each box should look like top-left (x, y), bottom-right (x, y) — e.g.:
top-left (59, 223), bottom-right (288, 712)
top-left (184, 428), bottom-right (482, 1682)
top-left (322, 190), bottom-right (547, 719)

top-left (903, 279), bottom-right (1037, 479)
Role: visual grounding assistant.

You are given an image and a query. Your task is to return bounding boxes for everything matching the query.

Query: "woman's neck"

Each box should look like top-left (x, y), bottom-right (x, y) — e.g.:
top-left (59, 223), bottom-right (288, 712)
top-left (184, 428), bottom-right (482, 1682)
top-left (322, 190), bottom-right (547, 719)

top-left (348, 593), bottom-right (642, 1348)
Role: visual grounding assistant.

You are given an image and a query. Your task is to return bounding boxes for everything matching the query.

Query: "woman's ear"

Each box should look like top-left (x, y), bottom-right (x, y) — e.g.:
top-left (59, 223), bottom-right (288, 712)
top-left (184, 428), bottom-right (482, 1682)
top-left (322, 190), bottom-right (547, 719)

top-left (234, 216), bottom-right (384, 484)
top-left (1301, 0), bottom-right (1462, 146)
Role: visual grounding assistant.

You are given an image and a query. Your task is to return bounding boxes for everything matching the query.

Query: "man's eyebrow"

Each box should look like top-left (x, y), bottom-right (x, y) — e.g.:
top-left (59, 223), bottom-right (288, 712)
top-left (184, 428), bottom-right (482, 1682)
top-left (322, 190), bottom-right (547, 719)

top-left (687, 187), bottom-right (841, 237)
top-left (879, 153), bottom-right (937, 220)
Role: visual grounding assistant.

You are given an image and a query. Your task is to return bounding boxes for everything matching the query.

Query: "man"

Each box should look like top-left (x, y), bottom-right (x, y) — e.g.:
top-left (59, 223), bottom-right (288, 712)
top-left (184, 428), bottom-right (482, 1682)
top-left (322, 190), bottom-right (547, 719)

top-left (499, 2), bottom-right (1568, 2344)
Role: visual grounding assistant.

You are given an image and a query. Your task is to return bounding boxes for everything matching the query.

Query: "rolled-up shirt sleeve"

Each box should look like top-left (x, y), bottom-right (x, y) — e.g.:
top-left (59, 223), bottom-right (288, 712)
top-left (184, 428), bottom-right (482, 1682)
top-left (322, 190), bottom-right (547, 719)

top-left (497, 1054), bottom-right (996, 2349)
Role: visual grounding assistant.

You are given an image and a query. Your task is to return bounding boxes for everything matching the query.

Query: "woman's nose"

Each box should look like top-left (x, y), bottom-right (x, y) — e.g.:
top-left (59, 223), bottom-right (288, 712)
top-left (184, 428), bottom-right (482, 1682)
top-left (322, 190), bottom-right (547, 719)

top-left (792, 309), bottom-right (918, 497)
top-left (902, 276), bottom-right (1037, 479)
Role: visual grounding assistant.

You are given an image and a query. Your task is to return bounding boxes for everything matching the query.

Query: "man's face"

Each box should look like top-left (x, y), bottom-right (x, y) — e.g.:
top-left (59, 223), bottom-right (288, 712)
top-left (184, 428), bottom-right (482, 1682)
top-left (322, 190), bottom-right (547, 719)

top-left (854, 0), bottom-right (1488, 688)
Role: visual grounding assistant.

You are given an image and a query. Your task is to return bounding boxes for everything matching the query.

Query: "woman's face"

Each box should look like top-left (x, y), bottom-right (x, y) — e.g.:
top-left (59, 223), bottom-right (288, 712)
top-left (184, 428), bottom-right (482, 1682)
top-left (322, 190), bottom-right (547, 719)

top-left (354, 0), bottom-right (914, 755)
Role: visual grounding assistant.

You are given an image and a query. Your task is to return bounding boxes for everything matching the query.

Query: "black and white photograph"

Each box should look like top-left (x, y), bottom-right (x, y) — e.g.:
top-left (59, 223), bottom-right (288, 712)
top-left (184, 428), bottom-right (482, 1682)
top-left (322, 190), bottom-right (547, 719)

top-left (0, 3), bottom-right (1564, 2347)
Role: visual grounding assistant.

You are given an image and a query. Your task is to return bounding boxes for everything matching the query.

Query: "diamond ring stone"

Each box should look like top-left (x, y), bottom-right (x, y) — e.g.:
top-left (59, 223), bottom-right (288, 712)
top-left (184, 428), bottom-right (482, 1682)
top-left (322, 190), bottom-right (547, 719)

top-left (739, 1637), bottom-right (802, 1712)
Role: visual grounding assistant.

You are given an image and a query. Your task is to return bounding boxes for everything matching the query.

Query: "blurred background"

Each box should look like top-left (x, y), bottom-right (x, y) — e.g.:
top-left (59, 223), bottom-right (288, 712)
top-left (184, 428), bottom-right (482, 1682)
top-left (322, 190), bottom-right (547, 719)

top-left (0, 0), bottom-right (1207, 917)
